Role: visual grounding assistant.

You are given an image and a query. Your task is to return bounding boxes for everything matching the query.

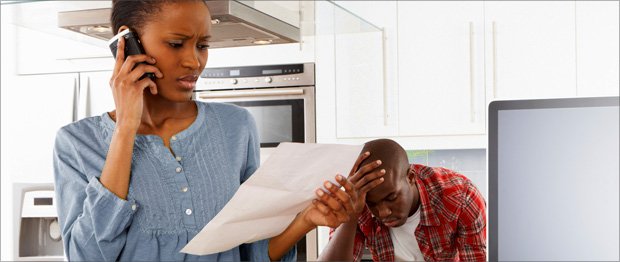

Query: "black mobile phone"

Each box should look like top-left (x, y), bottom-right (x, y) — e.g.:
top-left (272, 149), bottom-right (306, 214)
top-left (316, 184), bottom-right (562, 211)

top-left (108, 29), bottom-right (155, 80)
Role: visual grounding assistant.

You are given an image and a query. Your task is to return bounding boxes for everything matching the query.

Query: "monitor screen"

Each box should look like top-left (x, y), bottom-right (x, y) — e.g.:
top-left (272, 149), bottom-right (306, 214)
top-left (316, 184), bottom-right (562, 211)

top-left (489, 97), bottom-right (619, 261)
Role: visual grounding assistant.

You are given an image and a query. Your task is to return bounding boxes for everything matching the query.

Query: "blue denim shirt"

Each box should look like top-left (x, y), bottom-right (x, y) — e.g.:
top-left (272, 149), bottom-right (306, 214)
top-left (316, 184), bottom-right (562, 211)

top-left (53, 101), bottom-right (296, 261)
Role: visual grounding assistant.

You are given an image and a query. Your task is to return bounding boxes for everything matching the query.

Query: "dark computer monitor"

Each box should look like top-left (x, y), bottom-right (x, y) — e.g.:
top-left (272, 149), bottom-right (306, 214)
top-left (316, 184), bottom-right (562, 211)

top-left (488, 96), bottom-right (619, 261)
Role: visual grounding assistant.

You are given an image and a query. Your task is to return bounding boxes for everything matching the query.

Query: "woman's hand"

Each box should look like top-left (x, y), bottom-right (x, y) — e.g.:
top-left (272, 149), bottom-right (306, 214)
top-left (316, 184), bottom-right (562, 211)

top-left (303, 151), bottom-right (386, 228)
top-left (109, 35), bottom-right (163, 132)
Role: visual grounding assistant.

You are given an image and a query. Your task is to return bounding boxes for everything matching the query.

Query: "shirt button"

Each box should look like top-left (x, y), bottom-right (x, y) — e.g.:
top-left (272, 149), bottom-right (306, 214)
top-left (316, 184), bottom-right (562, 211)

top-left (176, 167), bottom-right (182, 173)
top-left (185, 209), bottom-right (192, 215)
top-left (181, 187), bottom-right (188, 192)
top-left (171, 136), bottom-right (177, 141)
top-left (131, 204), bottom-right (137, 211)
top-left (176, 156), bottom-right (182, 161)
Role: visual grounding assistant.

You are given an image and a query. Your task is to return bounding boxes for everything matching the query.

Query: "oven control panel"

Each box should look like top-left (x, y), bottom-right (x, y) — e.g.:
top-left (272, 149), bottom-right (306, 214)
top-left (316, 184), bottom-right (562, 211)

top-left (195, 63), bottom-right (314, 91)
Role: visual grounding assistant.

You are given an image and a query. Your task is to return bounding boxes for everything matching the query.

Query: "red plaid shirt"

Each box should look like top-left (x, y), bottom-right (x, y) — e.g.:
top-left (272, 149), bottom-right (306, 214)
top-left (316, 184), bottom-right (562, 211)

top-left (330, 164), bottom-right (487, 261)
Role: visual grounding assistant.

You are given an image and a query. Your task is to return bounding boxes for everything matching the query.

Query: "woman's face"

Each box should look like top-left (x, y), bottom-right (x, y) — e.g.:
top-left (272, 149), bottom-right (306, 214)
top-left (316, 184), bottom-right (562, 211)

top-left (138, 1), bottom-right (211, 102)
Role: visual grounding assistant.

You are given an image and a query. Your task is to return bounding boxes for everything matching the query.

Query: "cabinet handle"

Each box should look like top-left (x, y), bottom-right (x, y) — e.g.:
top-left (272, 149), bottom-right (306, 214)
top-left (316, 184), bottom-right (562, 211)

top-left (72, 77), bottom-right (79, 122)
top-left (469, 21), bottom-right (475, 123)
top-left (85, 76), bottom-right (92, 118)
top-left (382, 28), bottom-right (389, 126)
top-left (492, 21), bottom-right (497, 99)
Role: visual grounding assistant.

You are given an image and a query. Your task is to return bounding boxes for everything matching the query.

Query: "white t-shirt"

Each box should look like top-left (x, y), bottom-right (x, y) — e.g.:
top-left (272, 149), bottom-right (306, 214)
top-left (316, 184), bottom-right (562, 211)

top-left (389, 208), bottom-right (424, 261)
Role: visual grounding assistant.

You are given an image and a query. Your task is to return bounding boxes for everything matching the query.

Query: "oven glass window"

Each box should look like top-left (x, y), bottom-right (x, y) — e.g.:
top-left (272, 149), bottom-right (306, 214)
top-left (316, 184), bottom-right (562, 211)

top-left (231, 99), bottom-right (304, 147)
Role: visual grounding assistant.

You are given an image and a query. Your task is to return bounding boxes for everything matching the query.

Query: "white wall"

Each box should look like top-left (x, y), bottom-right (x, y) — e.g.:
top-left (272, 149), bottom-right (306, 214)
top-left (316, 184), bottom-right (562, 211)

top-left (1, 9), bottom-right (18, 260)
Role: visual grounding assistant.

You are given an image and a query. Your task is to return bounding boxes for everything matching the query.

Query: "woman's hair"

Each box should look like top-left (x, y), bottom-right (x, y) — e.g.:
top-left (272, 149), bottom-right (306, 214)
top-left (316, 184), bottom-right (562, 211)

top-left (359, 138), bottom-right (410, 179)
top-left (111, 0), bottom-right (207, 36)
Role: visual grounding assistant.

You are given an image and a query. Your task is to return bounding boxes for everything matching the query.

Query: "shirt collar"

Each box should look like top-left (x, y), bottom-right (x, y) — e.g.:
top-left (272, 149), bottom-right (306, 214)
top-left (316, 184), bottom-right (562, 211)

top-left (412, 165), bottom-right (442, 226)
top-left (99, 101), bottom-right (205, 146)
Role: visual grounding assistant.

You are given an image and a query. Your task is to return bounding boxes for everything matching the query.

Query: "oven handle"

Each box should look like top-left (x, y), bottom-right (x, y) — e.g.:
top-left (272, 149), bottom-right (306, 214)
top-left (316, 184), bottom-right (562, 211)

top-left (197, 88), bottom-right (304, 99)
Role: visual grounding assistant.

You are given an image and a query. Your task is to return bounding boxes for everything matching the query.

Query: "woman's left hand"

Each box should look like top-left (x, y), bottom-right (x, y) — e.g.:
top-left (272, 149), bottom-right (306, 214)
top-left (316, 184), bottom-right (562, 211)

top-left (300, 174), bottom-right (359, 228)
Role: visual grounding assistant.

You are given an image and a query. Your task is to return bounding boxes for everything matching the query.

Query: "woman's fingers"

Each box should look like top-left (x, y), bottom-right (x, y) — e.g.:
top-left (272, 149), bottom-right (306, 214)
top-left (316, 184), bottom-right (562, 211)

top-left (312, 200), bottom-right (331, 215)
top-left (119, 54), bottom-right (157, 76)
top-left (135, 77), bottom-right (158, 95)
top-left (335, 174), bottom-right (354, 195)
top-left (315, 188), bottom-right (343, 212)
top-left (112, 35), bottom-right (125, 76)
top-left (323, 180), bottom-right (354, 214)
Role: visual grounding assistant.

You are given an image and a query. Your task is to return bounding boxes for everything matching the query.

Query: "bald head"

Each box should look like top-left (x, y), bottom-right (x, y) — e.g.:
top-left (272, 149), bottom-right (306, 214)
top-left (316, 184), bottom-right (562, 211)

top-left (359, 138), bottom-right (410, 180)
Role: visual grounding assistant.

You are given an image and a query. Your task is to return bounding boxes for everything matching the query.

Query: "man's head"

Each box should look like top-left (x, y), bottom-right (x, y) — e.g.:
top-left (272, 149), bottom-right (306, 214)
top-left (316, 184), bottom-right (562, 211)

top-left (359, 139), bottom-right (419, 227)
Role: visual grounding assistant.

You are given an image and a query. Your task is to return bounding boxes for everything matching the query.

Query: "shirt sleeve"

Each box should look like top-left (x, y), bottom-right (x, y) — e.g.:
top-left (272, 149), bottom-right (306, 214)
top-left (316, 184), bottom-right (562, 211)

top-left (241, 109), bottom-right (260, 183)
top-left (456, 181), bottom-right (487, 261)
top-left (240, 239), bottom-right (297, 261)
top-left (53, 127), bottom-right (136, 261)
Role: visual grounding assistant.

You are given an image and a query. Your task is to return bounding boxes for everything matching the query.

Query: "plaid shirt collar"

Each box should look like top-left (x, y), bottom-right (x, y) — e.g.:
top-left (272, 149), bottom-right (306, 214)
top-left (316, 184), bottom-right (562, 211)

top-left (414, 164), bottom-right (462, 226)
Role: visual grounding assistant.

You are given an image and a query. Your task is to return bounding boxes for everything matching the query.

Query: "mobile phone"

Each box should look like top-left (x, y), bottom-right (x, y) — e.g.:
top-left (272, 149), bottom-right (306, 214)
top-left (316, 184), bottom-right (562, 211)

top-left (108, 29), bottom-right (155, 80)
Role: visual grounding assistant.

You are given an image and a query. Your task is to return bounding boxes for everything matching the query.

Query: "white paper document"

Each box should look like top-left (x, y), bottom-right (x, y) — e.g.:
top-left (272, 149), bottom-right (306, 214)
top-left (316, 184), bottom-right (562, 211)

top-left (180, 142), bottom-right (363, 255)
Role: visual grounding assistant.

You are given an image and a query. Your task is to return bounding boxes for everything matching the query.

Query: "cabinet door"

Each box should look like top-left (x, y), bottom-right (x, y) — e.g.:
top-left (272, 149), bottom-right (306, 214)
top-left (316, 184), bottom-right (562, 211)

top-left (485, 1), bottom-right (577, 100)
top-left (398, 1), bottom-right (486, 136)
top-left (314, 1), bottom-right (398, 140)
top-left (6, 1), bottom-right (113, 74)
top-left (1, 73), bottom-right (78, 182)
top-left (334, 3), bottom-right (397, 138)
top-left (78, 71), bottom-right (115, 119)
top-left (576, 1), bottom-right (620, 97)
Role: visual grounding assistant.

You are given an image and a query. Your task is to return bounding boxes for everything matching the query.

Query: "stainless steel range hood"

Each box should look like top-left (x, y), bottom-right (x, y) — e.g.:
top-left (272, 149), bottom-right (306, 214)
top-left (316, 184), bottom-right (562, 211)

top-left (58, 0), bottom-right (300, 48)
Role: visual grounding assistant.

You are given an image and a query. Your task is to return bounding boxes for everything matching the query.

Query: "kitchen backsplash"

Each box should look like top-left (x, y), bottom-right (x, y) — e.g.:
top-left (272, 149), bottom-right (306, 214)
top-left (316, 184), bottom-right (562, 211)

top-left (407, 149), bottom-right (487, 200)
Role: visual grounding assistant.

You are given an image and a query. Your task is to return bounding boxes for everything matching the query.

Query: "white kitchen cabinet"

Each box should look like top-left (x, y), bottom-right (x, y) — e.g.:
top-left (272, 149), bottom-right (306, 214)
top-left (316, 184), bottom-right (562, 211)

top-left (313, 1), bottom-right (398, 140)
top-left (484, 1), bottom-right (577, 101)
top-left (6, 1), bottom-right (114, 75)
top-left (576, 1), bottom-right (620, 97)
top-left (1, 73), bottom-right (78, 183)
top-left (397, 1), bottom-right (486, 137)
top-left (78, 71), bottom-right (116, 120)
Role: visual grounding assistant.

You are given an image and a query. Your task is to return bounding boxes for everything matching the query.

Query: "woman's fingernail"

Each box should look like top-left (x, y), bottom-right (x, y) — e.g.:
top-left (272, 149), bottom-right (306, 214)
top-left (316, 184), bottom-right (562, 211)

top-left (381, 169), bottom-right (386, 174)
top-left (365, 151), bottom-right (370, 155)
top-left (380, 177), bottom-right (384, 182)
top-left (336, 175), bottom-right (343, 181)
top-left (325, 182), bottom-right (332, 189)
top-left (316, 189), bottom-right (324, 196)
top-left (376, 160), bottom-right (382, 165)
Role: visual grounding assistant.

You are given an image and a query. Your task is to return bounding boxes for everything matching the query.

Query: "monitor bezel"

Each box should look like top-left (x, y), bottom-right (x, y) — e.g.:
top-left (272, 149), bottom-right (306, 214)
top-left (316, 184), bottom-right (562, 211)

top-left (488, 96), bottom-right (619, 261)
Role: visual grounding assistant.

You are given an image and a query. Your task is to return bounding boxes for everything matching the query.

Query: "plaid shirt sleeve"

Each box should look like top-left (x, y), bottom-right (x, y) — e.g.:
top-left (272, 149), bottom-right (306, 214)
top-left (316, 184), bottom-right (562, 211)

top-left (455, 181), bottom-right (487, 261)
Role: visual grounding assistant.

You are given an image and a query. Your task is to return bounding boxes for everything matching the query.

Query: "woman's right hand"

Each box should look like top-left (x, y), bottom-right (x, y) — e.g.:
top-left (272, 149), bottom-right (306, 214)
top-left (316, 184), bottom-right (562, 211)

top-left (109, 35), bottom-right (163, 132)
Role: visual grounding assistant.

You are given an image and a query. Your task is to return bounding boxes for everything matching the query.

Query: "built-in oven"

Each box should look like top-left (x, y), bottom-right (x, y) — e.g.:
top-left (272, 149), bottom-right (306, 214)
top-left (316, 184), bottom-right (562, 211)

top-left (193, 63), bottom-right (317, 261)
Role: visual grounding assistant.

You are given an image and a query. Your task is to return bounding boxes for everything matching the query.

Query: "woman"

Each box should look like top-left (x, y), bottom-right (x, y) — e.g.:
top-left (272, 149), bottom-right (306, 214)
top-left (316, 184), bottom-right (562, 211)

top-left (53, 0), bottom-right (371, 260)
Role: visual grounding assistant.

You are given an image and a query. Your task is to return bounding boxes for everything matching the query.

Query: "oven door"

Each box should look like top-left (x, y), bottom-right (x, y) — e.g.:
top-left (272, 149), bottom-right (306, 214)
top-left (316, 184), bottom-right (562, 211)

top-left (195, 86), bottom-right (316, 163)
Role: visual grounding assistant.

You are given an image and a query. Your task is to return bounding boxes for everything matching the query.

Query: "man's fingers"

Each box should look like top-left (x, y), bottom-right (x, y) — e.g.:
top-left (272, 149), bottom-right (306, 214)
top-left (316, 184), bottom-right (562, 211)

top-left (348, 151), bottom-right (370, 178)
top-left (359, 176), bottom-right (385, 193)
top-left (355, 168), bottom-right (386, 190)
top-left (350, 159), bottom-right (382, 183)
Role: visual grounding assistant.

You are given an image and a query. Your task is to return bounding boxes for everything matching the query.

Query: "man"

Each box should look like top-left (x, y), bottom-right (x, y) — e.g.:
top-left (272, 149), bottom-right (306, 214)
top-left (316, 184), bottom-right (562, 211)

top-left (316, 138), bottom-right (486, 261)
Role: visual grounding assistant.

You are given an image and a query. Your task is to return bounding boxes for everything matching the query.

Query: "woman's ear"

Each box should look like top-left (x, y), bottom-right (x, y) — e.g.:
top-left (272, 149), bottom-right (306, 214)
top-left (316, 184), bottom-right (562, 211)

top-left (117, 25), bottom-right (129, 34)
